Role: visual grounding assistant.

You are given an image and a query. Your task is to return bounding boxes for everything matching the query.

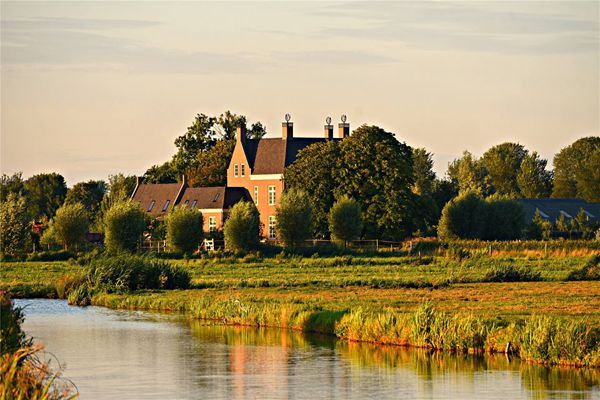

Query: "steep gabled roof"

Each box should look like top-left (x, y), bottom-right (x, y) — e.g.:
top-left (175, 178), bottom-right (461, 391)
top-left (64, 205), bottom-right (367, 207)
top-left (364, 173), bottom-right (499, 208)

top-left (242, 137), bottom-right (332, 175)
top-left (178, 186), bottom-right (251, 210)
top-left (132, 182), bottom-right (183, 216)
top-left (518, 198), bottom-right (600, 222)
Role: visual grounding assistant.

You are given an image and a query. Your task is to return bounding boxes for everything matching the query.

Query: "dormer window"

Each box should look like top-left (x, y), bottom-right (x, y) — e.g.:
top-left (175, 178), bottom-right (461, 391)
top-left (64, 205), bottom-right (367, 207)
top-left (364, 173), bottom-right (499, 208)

top-left (560, 210), bottom-right (572, 219)
top-left (191, 200), bottom-right (197, 208)
top-left (147, 200), bottom-right (155, 212)
top-left (213, 193), bottom-right (220, 202)
top-left (184, 200), bottom-right (189, 206)
top-left (162, 200), bottom-right (170, 212)
top-left (241, 164), bottom-right (245, 177)
top-left (234, 164), bottom-right (239, 177)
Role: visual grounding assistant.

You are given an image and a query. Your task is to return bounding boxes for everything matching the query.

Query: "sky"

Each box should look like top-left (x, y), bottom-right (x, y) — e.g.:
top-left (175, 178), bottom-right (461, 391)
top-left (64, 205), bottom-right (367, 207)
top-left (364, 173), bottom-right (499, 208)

top-left (1, 1), bottom-right (599, 186)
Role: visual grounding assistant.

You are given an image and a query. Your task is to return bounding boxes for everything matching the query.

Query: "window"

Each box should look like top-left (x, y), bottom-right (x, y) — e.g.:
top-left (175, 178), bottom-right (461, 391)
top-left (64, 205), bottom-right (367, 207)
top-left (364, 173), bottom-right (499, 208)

top-left (162, 200), bottom-right (170, 212)
top-left (147, 200), bottom-right (155, 212)
top-left (184, 200), bottom-right (189, 206)
top-left (268, 216), bottom-right (276, 239)
top-left (254, 186), bottom-right (259, 205)
top-left (191, 200), bottom-right (197, 208)
top-left (560, 210), bottom-right (572, 219)
top-left (209, 216), bottom-right (217, 232)
top-left (234, 164), bottom-right (239, 177)
top-left (213, 193), bottom-right (220, 202)
top-left (268, 186), bottom-right (276, 205)
top-left (241, 164), bottom-right (245, 177)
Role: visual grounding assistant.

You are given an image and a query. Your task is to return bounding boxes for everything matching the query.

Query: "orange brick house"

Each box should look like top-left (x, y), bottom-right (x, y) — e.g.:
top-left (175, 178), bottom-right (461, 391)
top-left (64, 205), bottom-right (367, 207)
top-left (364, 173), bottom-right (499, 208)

top-left (132, 116), bottom-right (349, 239)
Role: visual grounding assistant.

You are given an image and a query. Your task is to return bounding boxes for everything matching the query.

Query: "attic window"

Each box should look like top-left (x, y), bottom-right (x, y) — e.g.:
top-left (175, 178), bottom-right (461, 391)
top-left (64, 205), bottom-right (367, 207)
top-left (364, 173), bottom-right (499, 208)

top-left (584, 210), bottom-right (595, 219)
top-left (162, 200), bottom-right (170, 212)
top-left (538, 210), bottom-right (550, 219)
top-left (560, 210), bottom-right (572, 219)
top-left (147, 200), bottom-right (155, 212)
top-left (191, 200), bottom-right (197, 208)
top-left (241, 164), bottom-right (245, 177)
top-left (234, 164), bottom-right (239, 177)
top-left (213, 193), bottom-right (220, 202)
top-left (184, 200), bottom-right (189, 206)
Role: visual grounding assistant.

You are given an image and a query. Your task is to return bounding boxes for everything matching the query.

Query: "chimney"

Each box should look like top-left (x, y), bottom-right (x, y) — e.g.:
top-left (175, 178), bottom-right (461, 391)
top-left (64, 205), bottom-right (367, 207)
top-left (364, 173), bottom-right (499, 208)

top-left (324, 116), bottom-right (333, 139)
top-left (338, 114), bottom-right (350, 138)
top-left (282, 113), bottom-right (293, 140)
top-left (237, 124), bottom-right (247, 144)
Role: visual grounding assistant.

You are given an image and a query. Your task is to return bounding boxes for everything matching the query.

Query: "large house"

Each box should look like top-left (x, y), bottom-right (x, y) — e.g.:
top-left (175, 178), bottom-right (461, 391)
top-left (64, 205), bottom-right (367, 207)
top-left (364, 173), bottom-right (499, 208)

top-left (131, 116), bottom-right (349, 238)
top-left (517, 198), bottom-right (600, 224)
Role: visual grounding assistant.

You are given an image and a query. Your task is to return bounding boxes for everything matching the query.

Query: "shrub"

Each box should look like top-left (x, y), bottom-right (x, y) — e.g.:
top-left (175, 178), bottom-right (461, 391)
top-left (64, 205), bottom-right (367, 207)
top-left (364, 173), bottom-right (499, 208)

top-left (328, 195), bottom-right (362, 246)
top-left (482, 265), bottom-right (542, 282)
top-left (26, 250), bottom-right (75, 262)
top-left (275, 189), bottom-right (313, 247)
top-left (438, 192), bottom-right (486, 240)
top-left (104, 200), bottom-right (146, 253)
top-left (0, 291), bottom-right (31, 355)
top-left (567, 255), bottom-right (600, 281)
top-left (86, 254), bottom-right (191, 293)
top-left (223, 201), bottom-right (260, 252)
top-left (167, 206), bottom-right (203, 254)
top-left (52, 202), bottom-right (89, 249)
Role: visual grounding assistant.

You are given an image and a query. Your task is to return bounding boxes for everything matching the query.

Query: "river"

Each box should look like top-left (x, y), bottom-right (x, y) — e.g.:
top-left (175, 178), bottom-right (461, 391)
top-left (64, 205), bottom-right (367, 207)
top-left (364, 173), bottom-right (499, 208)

top-left (15, 299), bottom-right (599, 399)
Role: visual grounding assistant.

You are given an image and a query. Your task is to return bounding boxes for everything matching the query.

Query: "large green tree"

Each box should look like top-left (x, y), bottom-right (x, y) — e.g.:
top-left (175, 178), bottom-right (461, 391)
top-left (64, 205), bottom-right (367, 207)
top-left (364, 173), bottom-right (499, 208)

top-left (438, 192), bottom-right (487, 240)
top-left (552, 137), bottom-right (600, 200)
top-left (65, 180), bottom-right (107, 220)
top-left (104, 200), bottom-right (147, 253)
top-left (0, 193), bottom-right (31, 256)
top-left (187, 139), bottom-right (236, 187)
top-left (52, 202), bottom-right (89, 250)
top-left (516, 152), bottom-right (552, 198)
top-left (328, 195), bottom-right (363, 246)
top-left (481, 142), bottom-right (526, 197)
top-left (0, 172), bottom-right (25, 203)
top-left (334, 125), bottom-right (417, 240)
top-left (166, 206), bottom-right (203, 254)
top-left (223, 201), bottom-right (260, 252)
top-left (447, 151), bottom-right (490, 195)
top-left (284, 140), bottom-right (340, 238)
top-left (23, 173), bottom-right (67, 220)
top-left (411, 148), bottom-right (439, 235)
top-left (275, 189), bottom-right (313, 247)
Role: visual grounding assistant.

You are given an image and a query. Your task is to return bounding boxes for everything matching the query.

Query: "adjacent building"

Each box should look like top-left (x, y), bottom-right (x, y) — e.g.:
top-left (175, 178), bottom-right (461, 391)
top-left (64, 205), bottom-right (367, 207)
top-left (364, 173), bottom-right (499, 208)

top-left (131, 116), bottom-right (349, 239)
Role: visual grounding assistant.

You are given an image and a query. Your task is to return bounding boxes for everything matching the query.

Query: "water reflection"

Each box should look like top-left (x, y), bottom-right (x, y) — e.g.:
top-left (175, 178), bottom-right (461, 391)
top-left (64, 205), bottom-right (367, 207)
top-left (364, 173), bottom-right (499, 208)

top-left (16, 300), bottom-right (599, 400)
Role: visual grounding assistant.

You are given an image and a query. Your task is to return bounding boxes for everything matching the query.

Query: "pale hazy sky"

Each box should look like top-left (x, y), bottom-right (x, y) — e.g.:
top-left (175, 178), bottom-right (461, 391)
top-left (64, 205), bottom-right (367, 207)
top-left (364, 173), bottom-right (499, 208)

top-left (2, 1), bottom-right (599, 185)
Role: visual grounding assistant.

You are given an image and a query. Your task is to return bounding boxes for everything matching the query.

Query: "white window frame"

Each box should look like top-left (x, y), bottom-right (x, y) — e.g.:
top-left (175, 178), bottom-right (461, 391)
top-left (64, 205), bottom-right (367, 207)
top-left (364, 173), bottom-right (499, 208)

top-left (147, 200), bottom-right (155, 212)
top-left (268, 216), bottom-right (276, 239)
top-left (268, 186), bottom-right (276, 206)
top-left (234, 164), bottom-right (239, 177)
top-left (162, 200), bottom-right (170, 212)
top-left (208, 216), bottom-right (217, 232)
top-left (254, 186), bottom-right (259, 205)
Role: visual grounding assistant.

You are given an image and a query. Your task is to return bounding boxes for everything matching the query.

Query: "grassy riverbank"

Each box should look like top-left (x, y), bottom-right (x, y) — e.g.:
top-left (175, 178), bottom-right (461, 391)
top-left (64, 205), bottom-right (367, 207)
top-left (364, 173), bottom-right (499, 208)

top-left (2, 253), bottom-right (599, 367)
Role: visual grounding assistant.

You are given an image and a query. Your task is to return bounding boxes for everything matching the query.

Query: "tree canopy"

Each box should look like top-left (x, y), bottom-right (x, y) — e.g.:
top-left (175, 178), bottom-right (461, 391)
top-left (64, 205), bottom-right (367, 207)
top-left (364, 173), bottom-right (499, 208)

top-left (275, 189), bottom-right (313, 247)
top-left (52, 202), bottom-right (89, 250)
top-left (328, 195), bottom-right (363, 246)
top-left (481, 142), bottom-right (527, 197)
top-left (0, 193), bottom-right (31, 256)
top-left (23, 173), bottom-right (67, 220)
top-left (223, 201), bottom-right (260, 252)
top-left (166, 206), bottom-right (203, 254)
top-left (552, 137), bottom-right (600, 201)
top-left (65, 180), bottom-right (107, 221)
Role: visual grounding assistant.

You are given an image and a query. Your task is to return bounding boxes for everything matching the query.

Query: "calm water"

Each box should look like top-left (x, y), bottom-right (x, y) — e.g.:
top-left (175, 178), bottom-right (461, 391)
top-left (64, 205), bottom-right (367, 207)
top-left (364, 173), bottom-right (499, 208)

top-left (15, 299), bottom-right (599, 399)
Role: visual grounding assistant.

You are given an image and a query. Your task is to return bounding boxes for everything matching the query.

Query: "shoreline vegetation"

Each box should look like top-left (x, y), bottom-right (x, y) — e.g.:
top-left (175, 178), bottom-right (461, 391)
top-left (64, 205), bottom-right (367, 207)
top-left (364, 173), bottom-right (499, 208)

top-left (2, 246), bottom-right (599, 369)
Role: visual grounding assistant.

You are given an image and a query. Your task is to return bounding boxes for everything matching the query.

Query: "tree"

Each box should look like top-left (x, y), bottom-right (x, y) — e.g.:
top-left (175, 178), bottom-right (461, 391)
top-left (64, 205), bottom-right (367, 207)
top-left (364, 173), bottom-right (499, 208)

top-left (0, 172), bottom-right (25, 203)
top-left (481, 143), bottom-right (527, 197)
top-left (143, 162), bottom-right (178, 184)
top-left (187, 139), bottom-right (236, 187)
top-left (223, 201), bottom-right (260, 252)
top-left (517, 152), bottom-right (552, 198)
top-left (284, 140), bottom-right (340, 238)
top-left (0, 193), bottom-right (30, 256)
top-left (104, 201), bottom-right (147, 253)
top-left (24, 173), bottom-right (67, 220)
top-left (328, 196), bottom-right (362, 246)
top-left (576, 148), bottom-right (600, 202)
top-left (575, 208), bottom-right (595, 239)
top-left (411, 148), bottom-right (439, 235)
top-left (96, 174), bottom-right (138, 232)
top-left (437, 192), bottom-right (486, 240)
top-left (482, 196), bottom-right (525, 240)
top-left (65, 180), bottom-right (107, 220)
top-left (275, 189), bottom-right (313, 247)
top-left (52, 202), bottom-right (89, 250)
top-left (552, 137), bottom-right (600, 199)
top-left (166, 206), bottom-right (203, 253)
top-left (447, 151), bottom-right (490, 195)
top-left (334, 125), bottom-right (417, 240)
